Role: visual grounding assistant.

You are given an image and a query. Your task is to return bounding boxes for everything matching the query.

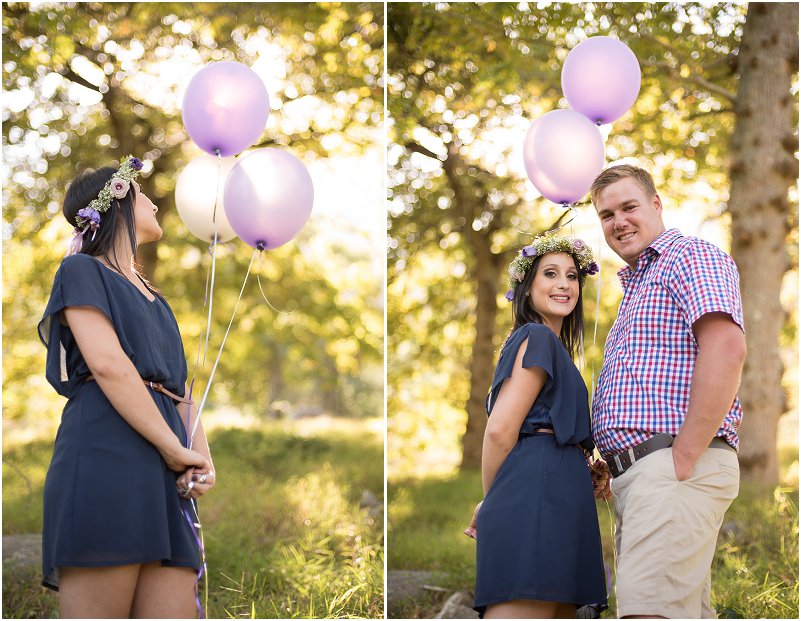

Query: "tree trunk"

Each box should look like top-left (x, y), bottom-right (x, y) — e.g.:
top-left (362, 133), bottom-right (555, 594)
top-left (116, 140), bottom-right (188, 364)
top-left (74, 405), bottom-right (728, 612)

top-left (727, 3), bottom-right (798, 485)
top-left (460, 237), bottom-right (502, 469)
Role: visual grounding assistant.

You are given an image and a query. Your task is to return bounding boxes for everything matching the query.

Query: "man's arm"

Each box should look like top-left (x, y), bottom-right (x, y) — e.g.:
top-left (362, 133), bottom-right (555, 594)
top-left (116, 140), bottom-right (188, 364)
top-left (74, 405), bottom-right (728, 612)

top-left (671, 312), bottom-right (746, 480)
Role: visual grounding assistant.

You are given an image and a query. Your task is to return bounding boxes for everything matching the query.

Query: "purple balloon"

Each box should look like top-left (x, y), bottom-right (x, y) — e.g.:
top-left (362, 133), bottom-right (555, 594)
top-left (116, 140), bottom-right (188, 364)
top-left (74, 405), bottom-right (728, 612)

top-left (562, 36), bottom-right (641, 125)
top-left (223, 148), bottom-right (314, 249)
top-left (522, 109), bottom-right (605, 205)
top-left (182, 61), bottom-right (270, 157)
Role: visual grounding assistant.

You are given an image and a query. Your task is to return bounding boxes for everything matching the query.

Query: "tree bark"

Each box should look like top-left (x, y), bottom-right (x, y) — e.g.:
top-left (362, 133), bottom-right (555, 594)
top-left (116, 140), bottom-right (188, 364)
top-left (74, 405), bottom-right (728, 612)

top-left (727, 3), bottom-right (798, 485)
top-left (460, 234), bottom-right (503, 469)
top-left (438, 146), bottom-right (506, 469)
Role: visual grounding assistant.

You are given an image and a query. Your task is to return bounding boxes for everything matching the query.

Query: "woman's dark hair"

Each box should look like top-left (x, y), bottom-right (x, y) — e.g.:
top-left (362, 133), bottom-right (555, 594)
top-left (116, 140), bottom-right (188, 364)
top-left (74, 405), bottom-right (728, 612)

top-left (507, 253), bottom-right (586, 360)
top-left (63, 166), bottom-right (139, 276)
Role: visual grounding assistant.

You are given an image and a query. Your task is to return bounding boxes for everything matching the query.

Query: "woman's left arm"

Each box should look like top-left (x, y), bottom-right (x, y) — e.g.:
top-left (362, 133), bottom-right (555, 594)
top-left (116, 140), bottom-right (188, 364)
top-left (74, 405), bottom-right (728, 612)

top-left (176, 383), bottom-right (217, 499)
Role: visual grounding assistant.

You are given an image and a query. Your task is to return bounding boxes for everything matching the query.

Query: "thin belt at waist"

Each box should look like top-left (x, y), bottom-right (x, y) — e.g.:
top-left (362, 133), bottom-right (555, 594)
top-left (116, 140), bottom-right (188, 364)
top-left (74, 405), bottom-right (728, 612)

top-left (519, 427), bottom-right (554, 437)
top-left (83, 374), bottom-right (192, 405)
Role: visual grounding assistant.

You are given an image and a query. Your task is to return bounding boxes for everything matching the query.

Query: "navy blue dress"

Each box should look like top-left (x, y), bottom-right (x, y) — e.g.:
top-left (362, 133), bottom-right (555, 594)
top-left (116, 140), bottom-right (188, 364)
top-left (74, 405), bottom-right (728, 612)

top-left (37, 253), bottom-right (201, 590)
top-left (474, 323), bottom-right (607, 615)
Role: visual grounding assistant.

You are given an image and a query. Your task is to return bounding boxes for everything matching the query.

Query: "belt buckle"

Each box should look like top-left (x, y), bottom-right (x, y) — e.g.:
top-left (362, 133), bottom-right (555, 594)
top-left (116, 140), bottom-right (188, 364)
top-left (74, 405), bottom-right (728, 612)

top-left (613, 446), bottom-right (638, 476)
top-left (613, 453), bottom-right (624, 474)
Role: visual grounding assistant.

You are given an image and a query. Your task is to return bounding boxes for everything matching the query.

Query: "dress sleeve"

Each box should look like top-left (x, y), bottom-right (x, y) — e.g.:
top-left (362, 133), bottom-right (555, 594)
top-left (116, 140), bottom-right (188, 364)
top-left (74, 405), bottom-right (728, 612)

top-left (37, 254), bottom-right (114, 396)
top-left (674, 240), bottom-right (745, 332)
top-left (486, 324), bottom-right (556, 414)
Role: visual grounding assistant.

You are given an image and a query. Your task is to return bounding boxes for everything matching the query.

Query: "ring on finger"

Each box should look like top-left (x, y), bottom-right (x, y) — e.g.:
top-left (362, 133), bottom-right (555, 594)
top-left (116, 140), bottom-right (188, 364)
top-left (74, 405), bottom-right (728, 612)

top-left (198, 473), bottom-right (208, 484)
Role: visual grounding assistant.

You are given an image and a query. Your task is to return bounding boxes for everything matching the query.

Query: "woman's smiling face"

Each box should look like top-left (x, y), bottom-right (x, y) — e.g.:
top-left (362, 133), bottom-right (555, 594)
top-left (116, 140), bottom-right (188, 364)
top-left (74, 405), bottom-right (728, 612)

top-left (528, 252), bottom-right (580, 329)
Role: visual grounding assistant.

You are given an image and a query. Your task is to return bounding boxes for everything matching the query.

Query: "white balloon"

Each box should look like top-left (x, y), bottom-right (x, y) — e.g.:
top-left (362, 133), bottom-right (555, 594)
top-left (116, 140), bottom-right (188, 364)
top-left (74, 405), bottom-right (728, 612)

top-left (175, 154), bottom-right (239, 243)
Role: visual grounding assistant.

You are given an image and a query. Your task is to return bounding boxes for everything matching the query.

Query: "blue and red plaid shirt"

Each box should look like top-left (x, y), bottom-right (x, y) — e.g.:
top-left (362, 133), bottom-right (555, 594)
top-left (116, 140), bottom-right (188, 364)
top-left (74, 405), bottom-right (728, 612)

top-left (592, 228), bottom-right (745, 459)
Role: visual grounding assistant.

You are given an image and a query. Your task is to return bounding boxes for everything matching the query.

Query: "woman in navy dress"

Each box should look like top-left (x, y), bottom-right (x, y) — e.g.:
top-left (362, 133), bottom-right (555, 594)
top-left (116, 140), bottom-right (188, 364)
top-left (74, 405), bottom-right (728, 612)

top-left (465, 235), bottom-right (608, 618)
top-left (38, 156), bottom-right (216, 618)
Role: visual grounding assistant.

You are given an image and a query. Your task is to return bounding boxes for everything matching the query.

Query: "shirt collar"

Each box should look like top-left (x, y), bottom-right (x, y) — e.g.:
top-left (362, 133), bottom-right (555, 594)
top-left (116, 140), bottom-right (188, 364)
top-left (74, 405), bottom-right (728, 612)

top-left (617, 228), bottom-right (683, 289)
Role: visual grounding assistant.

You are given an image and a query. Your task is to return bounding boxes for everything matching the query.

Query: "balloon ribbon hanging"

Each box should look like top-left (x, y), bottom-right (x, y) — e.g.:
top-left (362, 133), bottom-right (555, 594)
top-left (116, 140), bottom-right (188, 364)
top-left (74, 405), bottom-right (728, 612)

top-left (184, 150), bottom-right (223, 619)
top-left (191, 246), bottom-right (260, 442)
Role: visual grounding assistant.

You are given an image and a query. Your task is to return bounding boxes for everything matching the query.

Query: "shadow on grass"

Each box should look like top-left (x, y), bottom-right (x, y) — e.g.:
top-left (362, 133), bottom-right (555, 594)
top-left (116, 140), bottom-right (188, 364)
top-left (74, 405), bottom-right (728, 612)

top-left (388, 469), bottom-right (799, 619)
top-left (3, 420), bottom-right (384, 619)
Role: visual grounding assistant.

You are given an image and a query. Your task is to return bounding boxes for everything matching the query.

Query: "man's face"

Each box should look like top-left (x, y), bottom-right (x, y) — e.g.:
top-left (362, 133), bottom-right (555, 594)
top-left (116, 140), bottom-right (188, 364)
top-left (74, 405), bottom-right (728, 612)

top-left (594, 177), bottom-right (666, 269)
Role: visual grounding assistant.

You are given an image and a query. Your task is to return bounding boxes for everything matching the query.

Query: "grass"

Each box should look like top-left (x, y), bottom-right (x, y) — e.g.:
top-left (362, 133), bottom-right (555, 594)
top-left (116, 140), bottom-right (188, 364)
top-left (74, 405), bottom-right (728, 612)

top-left (2, 415), bottom-right (384, 619)
top-left (388, 445), bottom-right (799, 619)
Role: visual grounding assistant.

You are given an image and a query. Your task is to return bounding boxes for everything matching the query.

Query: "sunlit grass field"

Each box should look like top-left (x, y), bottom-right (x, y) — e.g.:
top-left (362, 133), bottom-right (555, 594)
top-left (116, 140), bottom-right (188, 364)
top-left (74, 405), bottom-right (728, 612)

top-left (2, 415), bottom-right (384, 619)
top-left (388, 445), bottom-right (799, 619)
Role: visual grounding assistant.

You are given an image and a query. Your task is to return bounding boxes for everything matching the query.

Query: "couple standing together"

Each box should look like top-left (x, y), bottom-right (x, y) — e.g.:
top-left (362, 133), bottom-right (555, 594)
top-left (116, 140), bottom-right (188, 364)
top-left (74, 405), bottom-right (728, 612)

top-left (468, 164), bottom-right (746, 619)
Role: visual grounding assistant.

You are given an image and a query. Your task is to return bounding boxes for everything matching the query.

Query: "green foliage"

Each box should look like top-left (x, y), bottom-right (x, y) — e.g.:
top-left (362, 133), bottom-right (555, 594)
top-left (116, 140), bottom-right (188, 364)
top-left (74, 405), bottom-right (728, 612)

top-left (386, 1), bottom-right (799, 473)
top-left (2, 416), bottom-right (384, 619)
top-left (2, 2), bottom-right (383, 425)
top-left (388, 464), bottom-right (799, 619)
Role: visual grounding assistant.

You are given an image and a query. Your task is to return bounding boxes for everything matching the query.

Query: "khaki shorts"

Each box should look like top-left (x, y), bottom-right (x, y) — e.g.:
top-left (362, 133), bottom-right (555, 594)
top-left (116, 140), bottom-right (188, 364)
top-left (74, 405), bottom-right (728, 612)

top-left (611, 445), bottom-right (739, 618)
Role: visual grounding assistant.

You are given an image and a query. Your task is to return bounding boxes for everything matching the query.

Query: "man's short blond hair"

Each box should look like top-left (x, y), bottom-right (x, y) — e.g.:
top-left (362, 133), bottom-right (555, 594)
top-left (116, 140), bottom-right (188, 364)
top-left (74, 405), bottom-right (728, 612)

top-left (590, 165), bottom-right (657, 205)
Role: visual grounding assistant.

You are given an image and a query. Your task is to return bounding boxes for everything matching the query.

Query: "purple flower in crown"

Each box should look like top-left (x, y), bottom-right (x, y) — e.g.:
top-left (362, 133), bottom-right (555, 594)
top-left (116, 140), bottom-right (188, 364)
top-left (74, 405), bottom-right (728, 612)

top-left (109, 177), bottom-right (130, 199)
top-left (505, 289), bottom-right (515, 301)
top-left (129, 157), bottom-right (144, 171)
top-left (76, 207), bottom-right (101, 240)
top-left (584, 261), bottom-right (600, 276)
top-left (572, 239), bottom-right (586, 251)
top-left (77, 207), bottom-right (101, 226)
top-left (521, 245), bottom-right (538, 258)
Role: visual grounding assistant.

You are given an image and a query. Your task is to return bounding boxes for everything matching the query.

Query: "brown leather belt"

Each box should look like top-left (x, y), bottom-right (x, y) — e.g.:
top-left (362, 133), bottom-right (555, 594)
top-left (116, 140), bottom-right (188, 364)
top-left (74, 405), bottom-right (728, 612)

top-left (84, 374), bottom-right (192, 405)
top-left (519, 427), bottom-right (555, 438)
top-left (608, 434), bottom-right (735, 478)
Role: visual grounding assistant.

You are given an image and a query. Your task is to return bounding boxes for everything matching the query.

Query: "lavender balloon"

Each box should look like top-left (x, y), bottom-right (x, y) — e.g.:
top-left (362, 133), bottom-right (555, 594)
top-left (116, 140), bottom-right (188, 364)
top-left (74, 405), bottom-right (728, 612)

top-left (562, 36), bottom-right (641, 125)
top-left (182, 61), bottom-right (270, 157)
top-left (223, 148), bottom-right (314, 250)
top-left (522, 109), bottom-right (605, 205)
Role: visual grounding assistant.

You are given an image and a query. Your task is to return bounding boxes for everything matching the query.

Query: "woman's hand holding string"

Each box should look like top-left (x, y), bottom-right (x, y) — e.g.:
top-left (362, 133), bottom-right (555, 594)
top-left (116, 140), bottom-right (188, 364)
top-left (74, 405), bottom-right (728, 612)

top-left (176, 465), bottom-right (216, 500)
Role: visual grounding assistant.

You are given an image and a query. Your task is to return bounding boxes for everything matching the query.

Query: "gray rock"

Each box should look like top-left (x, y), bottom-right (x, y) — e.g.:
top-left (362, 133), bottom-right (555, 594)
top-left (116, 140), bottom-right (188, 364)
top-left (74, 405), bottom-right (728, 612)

top-left (360, 489), bottom-right (383, 518)
top-left (435, 591), bottom-right (478, 619)
top-left (387, 569), bottom-right (446, 605)
top-left (2, 534), bottom-right (42, 571)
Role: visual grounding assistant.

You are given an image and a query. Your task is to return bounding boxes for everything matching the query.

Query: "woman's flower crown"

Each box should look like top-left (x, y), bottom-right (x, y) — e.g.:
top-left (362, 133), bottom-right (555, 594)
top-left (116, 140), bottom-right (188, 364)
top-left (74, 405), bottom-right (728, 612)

top-left (74, 155), bottom-right (143, 233)
top-left (505, 235), bottom-right (599, 301)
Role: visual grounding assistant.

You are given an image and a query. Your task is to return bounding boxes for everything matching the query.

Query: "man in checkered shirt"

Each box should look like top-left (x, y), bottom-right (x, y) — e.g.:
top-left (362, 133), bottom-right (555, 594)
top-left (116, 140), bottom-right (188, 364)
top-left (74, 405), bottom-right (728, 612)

top-left (590, 165), bottom-right (745, 619)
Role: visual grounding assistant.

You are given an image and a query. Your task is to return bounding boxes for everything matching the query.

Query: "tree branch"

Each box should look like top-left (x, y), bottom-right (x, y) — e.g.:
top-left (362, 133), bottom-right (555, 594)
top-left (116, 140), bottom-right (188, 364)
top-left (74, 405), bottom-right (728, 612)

top-left (638, 32), bottom-right (738, 103)
top-left (56, 66), bottom-right (103, 93)
top-left (404, 140), bottom-right (442, 160)
top-left (686, 107), bottom-right (734, 120)
top-left (643, 59), bottom-right (737, 102)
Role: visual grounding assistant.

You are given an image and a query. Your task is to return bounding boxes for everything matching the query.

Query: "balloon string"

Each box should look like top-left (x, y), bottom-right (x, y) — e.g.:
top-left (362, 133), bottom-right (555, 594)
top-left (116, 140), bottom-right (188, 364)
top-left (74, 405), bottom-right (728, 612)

top-left (187, 154), bottom-right (223, 419)
top-left (255, 252), bottom-right (294, 314)
top-left (542, 205), bottom-right (577, 236)
top-left (590, 226), bottom-right (603, 402)
top-left (201, 153), bottom-right (223, 376)
top-left (513, 202), bottom-right (580, 239)
top-left (187, 251), bottom-right (213, 437)
top-left (211, 151), bottom-right (221, 224)
top-left (202, 233), bottom-right (218, 375)
top-left (191, 248), bottom-right (258, 444)
top-left (183, 502), bottom-right (207, 618)
top-left (588, 226), bottom-right (616, 594)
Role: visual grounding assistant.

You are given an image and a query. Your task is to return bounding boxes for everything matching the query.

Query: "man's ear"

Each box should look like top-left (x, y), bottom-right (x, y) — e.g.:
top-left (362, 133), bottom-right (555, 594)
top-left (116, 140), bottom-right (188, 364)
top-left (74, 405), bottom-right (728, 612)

top-left (653, 192), bottom-right (663, 215)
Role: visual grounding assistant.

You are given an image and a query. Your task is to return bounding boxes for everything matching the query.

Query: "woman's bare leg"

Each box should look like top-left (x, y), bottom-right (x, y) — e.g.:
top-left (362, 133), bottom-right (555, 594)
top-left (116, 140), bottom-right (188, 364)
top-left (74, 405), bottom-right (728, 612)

top-left (58, 564), bottom-right (141, 619)
top-left (130, 561), bottom-right (198, 619)
top-left (556, 602), bottom-right (578, 618)
top-left (485, 599), bottom-right (561, 619)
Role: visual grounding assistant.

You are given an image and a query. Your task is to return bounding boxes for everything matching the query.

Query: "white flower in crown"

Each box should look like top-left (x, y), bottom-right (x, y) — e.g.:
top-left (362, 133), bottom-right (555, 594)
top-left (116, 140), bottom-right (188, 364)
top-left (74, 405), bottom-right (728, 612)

top-left (109, 177), bottom-right (130, 199)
